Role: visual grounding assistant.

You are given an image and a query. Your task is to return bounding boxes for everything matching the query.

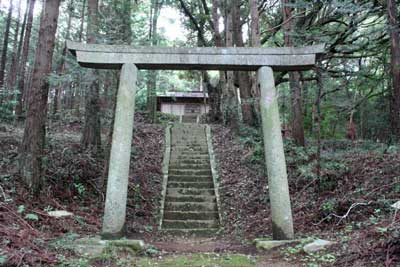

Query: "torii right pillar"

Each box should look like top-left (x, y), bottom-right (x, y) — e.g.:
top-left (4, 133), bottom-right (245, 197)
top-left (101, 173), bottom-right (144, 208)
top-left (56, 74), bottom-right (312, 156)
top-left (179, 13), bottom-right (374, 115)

top-left (258, 66), bottom-right (294, 240)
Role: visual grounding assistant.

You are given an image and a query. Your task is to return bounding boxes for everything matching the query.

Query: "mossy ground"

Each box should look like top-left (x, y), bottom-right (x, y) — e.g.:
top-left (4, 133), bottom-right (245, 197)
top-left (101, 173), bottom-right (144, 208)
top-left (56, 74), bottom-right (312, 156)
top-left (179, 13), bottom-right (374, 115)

top-left (134, 253), bottom-right (257, 267)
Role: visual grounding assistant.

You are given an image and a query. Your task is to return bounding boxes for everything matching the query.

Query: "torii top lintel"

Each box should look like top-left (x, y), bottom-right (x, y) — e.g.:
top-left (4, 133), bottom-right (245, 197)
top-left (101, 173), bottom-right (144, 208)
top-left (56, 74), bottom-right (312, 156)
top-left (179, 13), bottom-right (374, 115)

top-left (67, 41), bottom-right (325, 71)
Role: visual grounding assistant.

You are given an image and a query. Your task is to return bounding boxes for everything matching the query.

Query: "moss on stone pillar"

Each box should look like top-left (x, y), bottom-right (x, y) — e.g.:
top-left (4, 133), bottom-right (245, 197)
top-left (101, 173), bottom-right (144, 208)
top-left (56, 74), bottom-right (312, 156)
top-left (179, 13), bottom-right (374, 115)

top-left (102, 63), bottom-right (137, 239)
top-left (258, 66), bottom-right (294, 240)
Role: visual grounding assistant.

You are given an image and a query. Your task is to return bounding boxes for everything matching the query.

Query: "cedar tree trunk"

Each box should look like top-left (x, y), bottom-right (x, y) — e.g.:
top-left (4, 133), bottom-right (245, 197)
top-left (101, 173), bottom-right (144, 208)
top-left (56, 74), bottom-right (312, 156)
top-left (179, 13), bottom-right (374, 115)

top-left (15, 0), bottom-right (36, 118)
top-left (282, 0), bottom-right (305, 146)
top-left (81, 0), bottom-right (102, 153)
top-left (0, 1), bottom-right (13, 99)
top-left (19, 0), bottom-right (60, 194)
top-left (388, 0), bottom-right (400, 139)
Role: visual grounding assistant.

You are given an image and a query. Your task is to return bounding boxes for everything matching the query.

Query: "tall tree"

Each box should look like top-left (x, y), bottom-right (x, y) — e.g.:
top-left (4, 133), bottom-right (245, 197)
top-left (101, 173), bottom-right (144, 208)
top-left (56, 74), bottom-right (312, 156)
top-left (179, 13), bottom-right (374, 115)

top-left (7, 0), bottom-right (23, 92)
top-left (18, 0), bottom-right (61, 193)
top-left (249, 0), bottom-right (261, 124)
top-left (387, 0), bottom-right (400, 139)
top-left (220, 1), bottom-right (239, 128)
top-left (0, 1), bottom-right (14, 99)
top-left (81, 0), bottom-right (102, 153)
top-left (249, 0), bottom-right (260, 48)
top-left (63, 0), bottom-right (86, 113)
top-left (147, 0), bottom-right (164, 123)
top-left (282, 0), bottom-right (305, 146)
top-left (212, 0), bottom-right (222, 47)
top-left (176, 0), bottom-right (223, 122)
top-left (78, 0), bottom-right (86, 42)
top-left (15, 0), bottom-right (36, 118)
top-left (232, 0), bottom-right (255, 125)
top-left (53, 0), bottom-right (74, 114)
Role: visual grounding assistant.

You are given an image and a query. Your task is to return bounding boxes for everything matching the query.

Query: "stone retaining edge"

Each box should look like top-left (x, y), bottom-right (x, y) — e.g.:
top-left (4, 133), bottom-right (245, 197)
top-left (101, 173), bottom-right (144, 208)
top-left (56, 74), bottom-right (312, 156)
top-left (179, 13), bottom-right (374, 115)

top-left (206, 125), bottom-right (223, 226)
top-left (159, 124), bottom-right (172, 230)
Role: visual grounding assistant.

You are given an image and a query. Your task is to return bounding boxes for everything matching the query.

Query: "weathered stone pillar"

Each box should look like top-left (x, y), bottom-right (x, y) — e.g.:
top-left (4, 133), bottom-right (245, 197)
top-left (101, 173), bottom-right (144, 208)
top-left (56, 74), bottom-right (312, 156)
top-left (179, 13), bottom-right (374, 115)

top-left (258, 66), bottom-right (294, 240)
top-left (102, 63), bottom-right (137, 239)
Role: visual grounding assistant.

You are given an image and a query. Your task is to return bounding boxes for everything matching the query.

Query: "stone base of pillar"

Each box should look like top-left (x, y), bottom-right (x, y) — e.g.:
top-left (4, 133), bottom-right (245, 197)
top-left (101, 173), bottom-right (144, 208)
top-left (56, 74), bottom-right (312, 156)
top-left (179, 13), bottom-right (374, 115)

top-left (101, 227), bottom-right (125, 240)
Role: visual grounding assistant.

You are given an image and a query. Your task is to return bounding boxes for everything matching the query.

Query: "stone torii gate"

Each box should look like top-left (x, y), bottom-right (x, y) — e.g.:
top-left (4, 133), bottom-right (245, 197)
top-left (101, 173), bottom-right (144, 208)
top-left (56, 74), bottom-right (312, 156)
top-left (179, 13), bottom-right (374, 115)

top-left (67, 41), bottom-right (324, 240)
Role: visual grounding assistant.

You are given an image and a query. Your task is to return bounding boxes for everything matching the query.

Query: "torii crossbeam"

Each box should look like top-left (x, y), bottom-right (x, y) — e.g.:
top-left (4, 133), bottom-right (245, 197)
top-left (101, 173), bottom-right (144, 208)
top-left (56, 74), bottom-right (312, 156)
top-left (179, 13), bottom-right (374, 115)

top-left (67, 41), bottom-right (324, 240)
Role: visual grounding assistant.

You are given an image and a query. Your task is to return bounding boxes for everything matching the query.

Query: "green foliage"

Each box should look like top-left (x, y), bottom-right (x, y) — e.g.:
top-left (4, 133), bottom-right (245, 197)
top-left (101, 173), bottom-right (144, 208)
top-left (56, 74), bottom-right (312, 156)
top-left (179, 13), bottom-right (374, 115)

top-left (144, 246), bottom-right (159, 256)
top-left (135, 253), bottom-right (256, 267)
top-left (156, 112), bottom-right (179, 124)
top-left (0, 89), bottom-right (18, 122)
top-left (57, 256), bottom-right (90, 267)
top-left (238, 125), bottom-right (264, 166)
top-left (0, 255), bottom-right (6, 265)
top-left (73, 183), bottom-right (86, 196)
top-left (17, 205), bottom-right (25, 213)
top-left (132, 184), bottom-right (142, 210)
top-left (321, 199), bottom-right (337, 215)
top-left (280, 239), bottom-right (337, 266)
top-left (50, 232), bottom-right (80, 250)
top-left (25, 213), bottom-right (39, 220)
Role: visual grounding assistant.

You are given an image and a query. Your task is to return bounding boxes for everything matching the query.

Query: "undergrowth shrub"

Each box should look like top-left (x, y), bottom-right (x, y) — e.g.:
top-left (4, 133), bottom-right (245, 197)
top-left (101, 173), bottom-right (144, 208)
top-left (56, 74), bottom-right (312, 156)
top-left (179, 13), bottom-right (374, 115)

top-left (236, 125), bottom-right (353, 193)
top-left (156, 112), bottom-right (179, 124)
top-left (0, 94), bottom-right (16, 123)
top-left (238, 125), bottom-right (264, 166)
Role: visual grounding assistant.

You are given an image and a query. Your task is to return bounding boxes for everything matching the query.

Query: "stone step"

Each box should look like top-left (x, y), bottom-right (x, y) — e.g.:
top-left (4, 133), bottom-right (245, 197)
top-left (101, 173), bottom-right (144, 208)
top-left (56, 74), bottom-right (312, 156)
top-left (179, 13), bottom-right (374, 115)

top-left (172, 132), bottom-right (205, 135)
top-left (168, 175), bottom-right (212, 182)
top-left (168, 169), bottom-right (211, 173)
top-left (169, 160), bottom-right (209, 166)
top-left (177, 159), bottom-right (210, 164)
top-left (165, 195), bottom-right (216, 203)
top-left (181, 116), bottom-right (198, 123)
top-left (171, 153), bottom-right (209, 158)
top-left (172, 136), bottom-right (206, 139)
top-left (172, 126), bottom-right (205, 130)
top-left (172, 136), bottom-right (205, 138)
top-left (173, 137), bottom-right (205, 139)
top-left (165, 202), bottom-right (217, 212)
top-left (171, 153), bottom-right (209, 157)
top-left (172, 138), bottom-right (205, 141)
top-left (174, 132), bottom-right (205, 134)
top-left (171, 145), bottom-right (206, 149)
top-left (162, 123), bottom-right (219, 237)
top-left (171, 151), bottom-right (209, 155)
top-left (167, 181), bottom-right (214, 189)
top-left (172, 138), bottom-right (206, 141)
top-left (171, 150), bottom-right (209, 155)
top-left (167, 188), bottom-right (215, 196)
top-left (169, 163), bottom-right (211, 169)
top-left (171, 144), bottom-right (207, 147)
top-left (161, 228), bottom-right (219, 237)
top-left (163, 211), bottom-right (219, 220)
top-left (172, 134), bottom-right (206, 137)
top-left (170, 156), bottom-right (210, 162)
top-left (171, 146), bottom-right (208, 150)
top-left (162, 219), bottom-right (218, 229)
top-left (172, 137), bottom-right (206, 140)
top-left (168, 169), bottom-right (211, 176)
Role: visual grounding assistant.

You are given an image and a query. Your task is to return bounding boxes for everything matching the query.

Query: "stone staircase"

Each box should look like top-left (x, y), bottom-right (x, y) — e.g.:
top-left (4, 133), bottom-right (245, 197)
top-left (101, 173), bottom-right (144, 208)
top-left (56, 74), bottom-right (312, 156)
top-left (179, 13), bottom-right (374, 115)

top-left (181, 115), bottom-right (198, 123)
top-left (161, 123), bottom-right (219, 236)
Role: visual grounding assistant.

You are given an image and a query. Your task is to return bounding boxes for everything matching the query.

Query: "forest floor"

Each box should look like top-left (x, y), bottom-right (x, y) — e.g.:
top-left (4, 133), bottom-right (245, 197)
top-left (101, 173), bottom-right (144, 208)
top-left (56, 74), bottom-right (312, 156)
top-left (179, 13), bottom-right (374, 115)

top-left (0, 114), bottom-right (399, 266)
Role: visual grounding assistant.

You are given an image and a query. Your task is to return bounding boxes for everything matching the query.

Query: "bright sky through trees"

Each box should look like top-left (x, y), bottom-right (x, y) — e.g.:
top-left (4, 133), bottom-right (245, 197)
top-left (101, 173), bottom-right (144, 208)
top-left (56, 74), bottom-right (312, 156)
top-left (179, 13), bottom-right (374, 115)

top-left (0, 1), bottom-right (186, 43)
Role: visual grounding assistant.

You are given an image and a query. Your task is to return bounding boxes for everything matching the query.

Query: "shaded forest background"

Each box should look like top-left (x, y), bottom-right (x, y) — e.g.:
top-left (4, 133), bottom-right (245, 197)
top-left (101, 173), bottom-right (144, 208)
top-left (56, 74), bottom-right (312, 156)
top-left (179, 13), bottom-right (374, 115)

top-left (0, 0), bottom-right (399, 194)
top-left (0, 0), bottom-right (400, 266)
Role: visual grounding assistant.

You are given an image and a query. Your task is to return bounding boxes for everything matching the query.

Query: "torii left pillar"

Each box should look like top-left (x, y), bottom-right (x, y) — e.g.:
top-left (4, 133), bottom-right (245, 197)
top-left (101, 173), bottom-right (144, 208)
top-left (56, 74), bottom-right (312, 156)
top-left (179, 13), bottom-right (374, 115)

top-left (102, 63), bottom-right (137, 239)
